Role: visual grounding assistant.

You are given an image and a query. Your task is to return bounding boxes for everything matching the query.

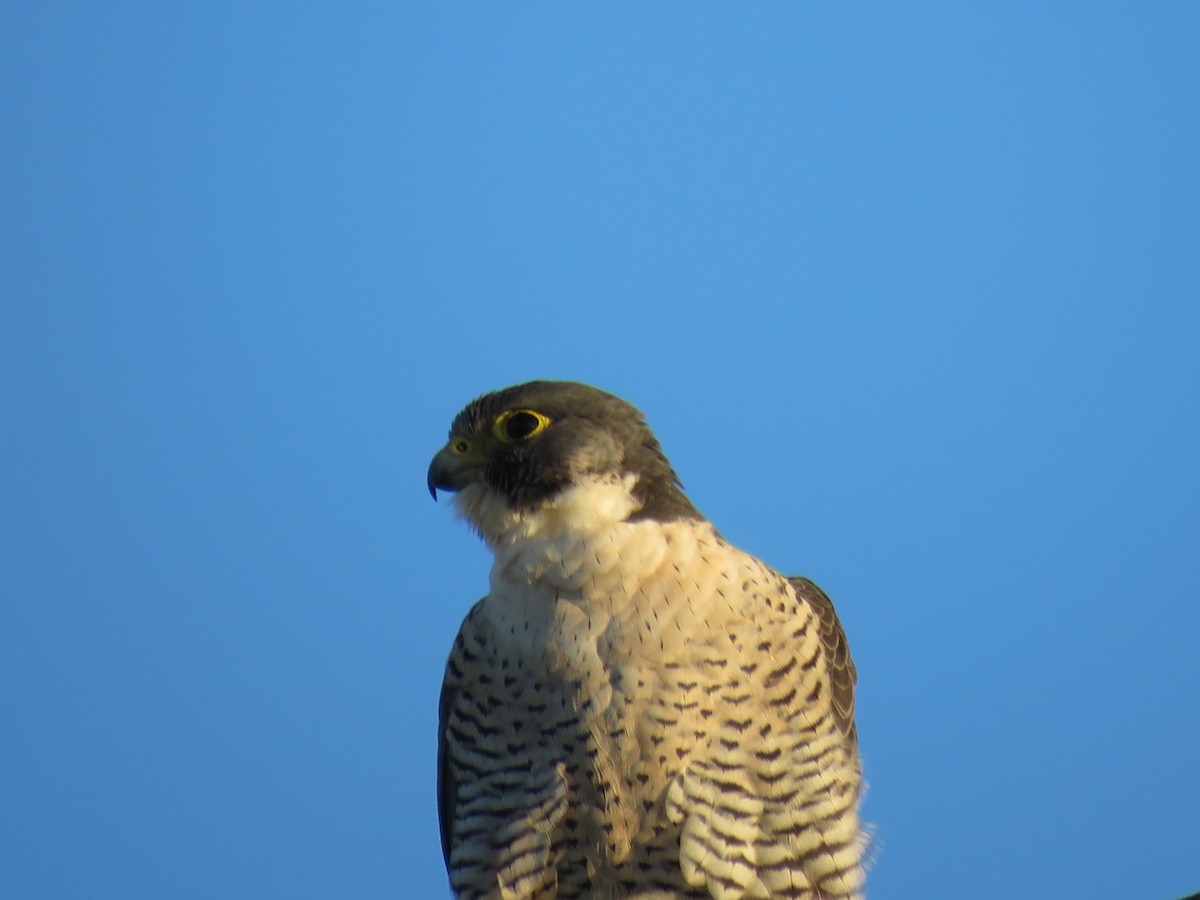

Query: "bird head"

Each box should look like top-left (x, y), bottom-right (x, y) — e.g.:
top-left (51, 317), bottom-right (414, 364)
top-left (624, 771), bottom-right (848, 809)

top-left (428, 381), bottom-right (699, 542)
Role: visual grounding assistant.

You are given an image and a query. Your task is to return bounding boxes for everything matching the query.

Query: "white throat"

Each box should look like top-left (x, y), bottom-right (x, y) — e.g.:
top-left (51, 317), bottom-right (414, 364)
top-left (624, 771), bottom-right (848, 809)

top-left (455, 475), bottom-right (667, 592)
top-left (453, 474), bottom-right (640, 549)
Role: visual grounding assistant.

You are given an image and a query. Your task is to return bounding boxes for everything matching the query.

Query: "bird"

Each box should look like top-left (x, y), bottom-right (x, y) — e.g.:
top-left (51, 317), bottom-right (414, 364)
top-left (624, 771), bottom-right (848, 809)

top-left (428, 381), bottom-right (864, 900)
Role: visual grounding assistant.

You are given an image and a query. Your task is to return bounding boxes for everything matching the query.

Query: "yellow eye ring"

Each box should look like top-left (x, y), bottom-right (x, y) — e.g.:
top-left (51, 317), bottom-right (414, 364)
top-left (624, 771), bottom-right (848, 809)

top-left (493, 408), bottom-right (551, 443)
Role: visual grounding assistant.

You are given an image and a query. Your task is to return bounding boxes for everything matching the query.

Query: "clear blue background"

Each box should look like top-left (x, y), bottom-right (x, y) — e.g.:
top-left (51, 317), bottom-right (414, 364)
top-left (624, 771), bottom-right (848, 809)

top-left (3, 4), bottom-right (1197, 898)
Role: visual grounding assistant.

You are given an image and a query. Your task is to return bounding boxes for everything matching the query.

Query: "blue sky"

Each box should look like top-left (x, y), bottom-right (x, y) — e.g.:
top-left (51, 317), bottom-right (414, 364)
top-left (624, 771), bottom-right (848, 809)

top-left (3, 3), bottom-right (1198, 898)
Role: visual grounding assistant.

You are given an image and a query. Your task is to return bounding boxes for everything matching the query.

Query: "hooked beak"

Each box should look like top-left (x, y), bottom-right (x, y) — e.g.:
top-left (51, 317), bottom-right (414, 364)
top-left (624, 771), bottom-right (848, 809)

top-left (427, 437), bottom-right (486, 500)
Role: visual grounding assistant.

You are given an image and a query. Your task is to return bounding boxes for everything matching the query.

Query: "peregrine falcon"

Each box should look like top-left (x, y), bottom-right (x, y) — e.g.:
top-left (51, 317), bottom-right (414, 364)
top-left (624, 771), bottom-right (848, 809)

top-left (428, 381), bottom-right (864, 900)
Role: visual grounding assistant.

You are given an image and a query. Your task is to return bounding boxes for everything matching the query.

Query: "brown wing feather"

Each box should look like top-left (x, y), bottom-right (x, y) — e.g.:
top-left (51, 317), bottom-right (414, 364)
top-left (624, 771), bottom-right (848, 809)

top-left (436, 681), bottom-right (453, 873)
top-left (789, 576), bottom-right (858, 743)
top-left (437, 598), bottom-right (485, 872)
top-left (436, 656), bottom-right (457, 870)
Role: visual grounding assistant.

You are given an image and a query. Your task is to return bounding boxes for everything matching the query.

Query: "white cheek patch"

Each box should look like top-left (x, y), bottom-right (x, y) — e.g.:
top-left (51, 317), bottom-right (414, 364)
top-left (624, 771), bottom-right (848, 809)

top-left (541, 475), bottom-right (640, 532)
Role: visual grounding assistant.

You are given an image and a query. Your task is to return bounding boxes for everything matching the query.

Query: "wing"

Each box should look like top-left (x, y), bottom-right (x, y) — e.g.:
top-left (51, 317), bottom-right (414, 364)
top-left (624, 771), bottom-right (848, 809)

top-left (666, 569), bottom-right (864, 900)
top-left (436, 648), bottom-right (458, 871)
top-left (788, 576), bottom-right (858, 744)
top-left (437, 599), bottom-right (569, 898)
top-left (437, 598), bottom-right (487, 876)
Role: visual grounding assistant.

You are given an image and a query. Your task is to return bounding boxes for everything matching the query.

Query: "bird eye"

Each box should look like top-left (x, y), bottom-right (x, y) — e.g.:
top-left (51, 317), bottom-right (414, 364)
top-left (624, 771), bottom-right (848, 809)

top-left (493, 409), bottom-right (550, 443)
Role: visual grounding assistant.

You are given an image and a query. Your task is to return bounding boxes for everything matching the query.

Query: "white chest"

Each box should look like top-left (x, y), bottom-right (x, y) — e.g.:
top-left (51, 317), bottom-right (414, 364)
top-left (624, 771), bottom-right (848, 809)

top-left (481, 514), bottom-right (762, 676)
